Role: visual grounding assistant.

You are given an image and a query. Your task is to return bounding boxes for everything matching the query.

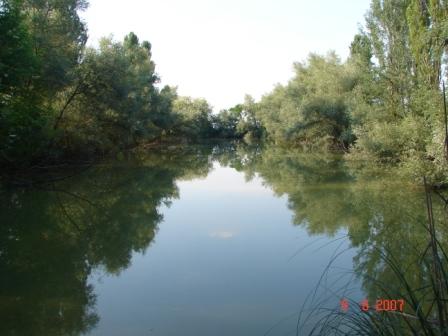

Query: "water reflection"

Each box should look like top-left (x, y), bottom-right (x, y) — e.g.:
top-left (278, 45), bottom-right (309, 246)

top-left (220, 144), bottom-right (448, 327)
top-left (0, 146), bottom-right (214, 336)
top-left (0, 143), bottom-right (446, 335)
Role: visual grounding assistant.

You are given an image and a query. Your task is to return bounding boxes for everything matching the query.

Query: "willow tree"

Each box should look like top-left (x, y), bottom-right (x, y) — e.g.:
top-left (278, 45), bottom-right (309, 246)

top-left (256, 52), bottom-right (355, 149)
top-left (59, 33), bottom-right (164, 152)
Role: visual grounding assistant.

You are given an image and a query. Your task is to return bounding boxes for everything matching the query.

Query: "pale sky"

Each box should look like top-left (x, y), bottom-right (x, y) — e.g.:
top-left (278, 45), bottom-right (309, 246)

top-left (81, 0), bottom-right (371, 112)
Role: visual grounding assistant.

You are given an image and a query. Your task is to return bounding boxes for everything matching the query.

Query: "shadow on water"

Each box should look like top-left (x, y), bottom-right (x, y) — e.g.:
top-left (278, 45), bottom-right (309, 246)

top-left (1, 143), bottom-right (446, 335)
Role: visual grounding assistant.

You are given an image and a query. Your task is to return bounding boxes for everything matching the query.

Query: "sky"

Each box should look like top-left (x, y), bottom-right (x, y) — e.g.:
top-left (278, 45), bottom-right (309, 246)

top-left (81, 0), bottom-right (372, 112)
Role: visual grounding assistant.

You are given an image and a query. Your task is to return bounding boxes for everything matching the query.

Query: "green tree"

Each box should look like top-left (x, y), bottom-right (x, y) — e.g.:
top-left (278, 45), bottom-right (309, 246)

top-left (0, 0), bottom-right (42, 163)
top-left (57, 33), bottom-right (165, 152)
top-left (214, 104), bottom-right (244, 138)
top-left (171, 96), bottom-right (214, 139)
top-left (347, 0), bottom-right (448, 184)
top-left (0, 0), bottom-right (88, 165)
top-left (255, 52), bottom-right (355, 149)
top-left (20, 0), bottom-right (88, 96)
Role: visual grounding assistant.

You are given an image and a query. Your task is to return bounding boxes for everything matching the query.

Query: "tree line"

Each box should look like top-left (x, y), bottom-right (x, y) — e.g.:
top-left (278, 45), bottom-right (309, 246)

top-left (0, 0), bottom-right (240, 168)
top-left (224, 0), bottom-right (448, 183)
top-left (2, 0), bottom-right (448, 183)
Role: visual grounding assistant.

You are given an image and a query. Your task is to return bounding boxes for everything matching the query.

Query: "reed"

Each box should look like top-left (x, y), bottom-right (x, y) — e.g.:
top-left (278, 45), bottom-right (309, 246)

top-left (303, 178), bottom-right (448, 335)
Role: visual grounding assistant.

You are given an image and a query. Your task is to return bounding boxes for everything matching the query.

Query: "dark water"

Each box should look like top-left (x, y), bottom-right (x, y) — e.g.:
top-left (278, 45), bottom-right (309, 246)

top-left (0, 144), bottom-right (442, 335)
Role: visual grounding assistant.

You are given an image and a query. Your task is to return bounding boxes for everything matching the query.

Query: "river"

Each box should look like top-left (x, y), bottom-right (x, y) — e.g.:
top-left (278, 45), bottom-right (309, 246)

top-left (0, 143), bottom-right (442, 335)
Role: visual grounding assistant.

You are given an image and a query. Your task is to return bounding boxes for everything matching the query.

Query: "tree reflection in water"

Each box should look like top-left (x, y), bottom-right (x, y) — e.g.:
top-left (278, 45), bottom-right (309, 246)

top-left (0, 146), bottom-right (214, 336)
top-left (1, 143), bottom-right (446, 335)
top-left (221, 144), bottom-right (448, 332)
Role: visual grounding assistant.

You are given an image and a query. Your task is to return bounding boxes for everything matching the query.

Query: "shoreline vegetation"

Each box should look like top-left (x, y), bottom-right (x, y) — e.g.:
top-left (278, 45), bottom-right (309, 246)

top-left (2, 1), bottom-right (448, 334)
top-left (1, 0), bottom-right (448, 186)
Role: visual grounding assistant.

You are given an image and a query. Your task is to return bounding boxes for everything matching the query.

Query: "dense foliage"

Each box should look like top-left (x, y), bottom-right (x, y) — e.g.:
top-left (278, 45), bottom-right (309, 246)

top-left (0, 0), bottom-right (217, 167)
top-left (347, 0), bottom-right (448, 183)
top-left (213, 95), bottom-right (265, 141)
top-left (229, 0), bottom-right (448, 183)
top-left (254, 52), bottom-right (355, 149)
top-left (2, 0), bottom-right (448, 183)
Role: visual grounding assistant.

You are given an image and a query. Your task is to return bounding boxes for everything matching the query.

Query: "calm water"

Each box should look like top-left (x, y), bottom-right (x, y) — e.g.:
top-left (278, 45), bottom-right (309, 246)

top-left (0, 144), bottom-right (440, 335)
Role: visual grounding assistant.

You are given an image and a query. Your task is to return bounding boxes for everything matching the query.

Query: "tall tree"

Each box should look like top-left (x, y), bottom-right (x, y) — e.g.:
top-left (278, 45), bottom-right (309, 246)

top-left (20, 0), bottom-right (88, 96)
top-left (407, 0), bottom-right (448, 88)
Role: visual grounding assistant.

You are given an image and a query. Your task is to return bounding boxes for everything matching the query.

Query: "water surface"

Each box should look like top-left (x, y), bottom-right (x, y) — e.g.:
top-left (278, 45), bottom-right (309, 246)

top-left (0, 144), bottom-right (438, 335)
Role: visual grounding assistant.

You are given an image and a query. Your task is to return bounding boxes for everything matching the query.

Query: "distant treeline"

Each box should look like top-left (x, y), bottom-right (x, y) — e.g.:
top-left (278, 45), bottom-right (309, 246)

top-left (1, 0), bottom-right (448, 182)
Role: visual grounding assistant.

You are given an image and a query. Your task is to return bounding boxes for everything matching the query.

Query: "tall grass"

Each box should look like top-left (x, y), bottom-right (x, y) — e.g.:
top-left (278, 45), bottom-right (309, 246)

top-left (303, 179), bottom-right (448, 335)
